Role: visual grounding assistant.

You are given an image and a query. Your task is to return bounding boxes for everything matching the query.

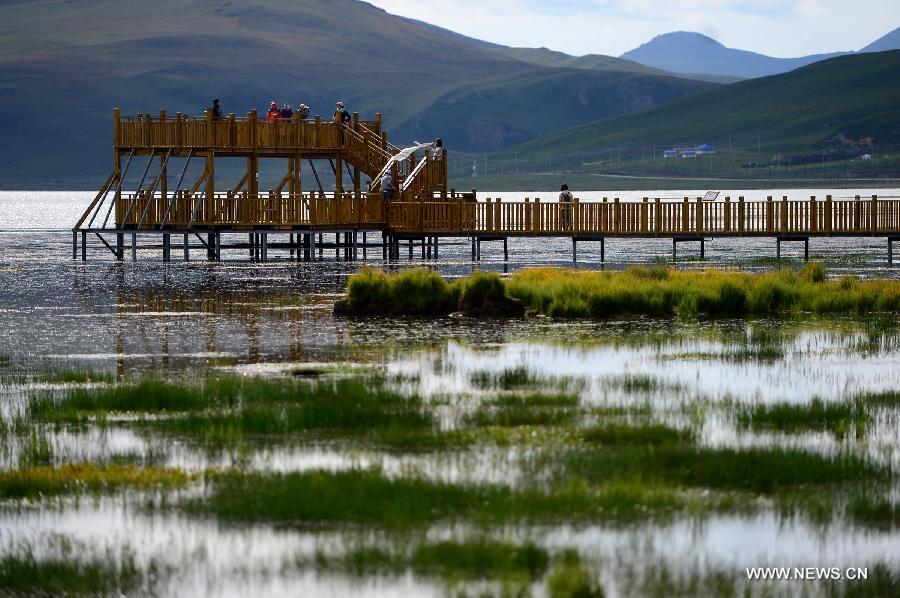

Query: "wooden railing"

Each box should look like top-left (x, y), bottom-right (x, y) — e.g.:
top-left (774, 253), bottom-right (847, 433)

top-left (389, 195), bottom-right (900, 236)
top-left (116, 191), bottom-right (386, 229)
top-left (116, 113), bottom-right (379, 153)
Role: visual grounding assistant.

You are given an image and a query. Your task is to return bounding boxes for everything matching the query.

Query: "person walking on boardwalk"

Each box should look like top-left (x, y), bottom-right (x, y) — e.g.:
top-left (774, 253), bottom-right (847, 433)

top-left (559, 183), bottom-right (574, 229)
top-left (211, 99), bottom-right (222, 120)
top-left (297, 104), bottom-right (310, 120)
top-left (381, 171), bottom-right (394, 200)
top-left (280, 103), bottom-right (293, 120)
top-left (266, 101), bottom-right (280, 123)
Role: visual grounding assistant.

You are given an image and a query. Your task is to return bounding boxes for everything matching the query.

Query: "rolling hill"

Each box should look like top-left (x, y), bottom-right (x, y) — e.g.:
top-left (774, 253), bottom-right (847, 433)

top-left (510, 51), bottom-right (900, 156)
top-left (0, 0), bottom-right (713, 188)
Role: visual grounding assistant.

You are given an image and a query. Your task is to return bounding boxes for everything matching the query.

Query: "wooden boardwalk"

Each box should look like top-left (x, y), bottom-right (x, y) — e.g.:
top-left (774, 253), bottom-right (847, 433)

top-left (72, 109), bottom-right (900, 263)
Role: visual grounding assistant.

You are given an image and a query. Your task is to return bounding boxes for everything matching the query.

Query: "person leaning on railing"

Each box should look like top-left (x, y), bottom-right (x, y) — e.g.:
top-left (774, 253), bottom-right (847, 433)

top-left (297, 104), bottom-right (310, 120)
top-left (559, 184), bottom-right (573, 228)
top-left (211, 98), bottom-right (222, 120)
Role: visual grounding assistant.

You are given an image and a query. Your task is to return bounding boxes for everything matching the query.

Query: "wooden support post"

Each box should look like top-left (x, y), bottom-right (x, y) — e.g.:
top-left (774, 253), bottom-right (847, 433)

top-left (681, 197), bottom-right (689, 232)
top-left (695, 197), bottom-right (703, 234)
top-left (825, 194), bottom-right (833, 234)
top-left (572, 237), bottom-right (577, 263)
top-left (184, 234), bottom-right (189, 261)
top-left (854, 195), bottom-right (861, 231)
top-left (600, 238), bottom-right (605, 263)
top-left (614, 198), bottom-right (621, 234)
top-left (810, 196), bottom-right (818, 233)
top-left (81, 231), bottom-right (87, 262)
top-left (131, 233), bottom-right (137, 261)
top-left (654, 198), bottom-right (661, 235)
top-left (780, 196), bottom-right (788, 234)
top-left (738, 196), bottom-right (745, 233)
top-left (641, 197), bottom-right (648, 232)
top-left (72, 231), bottom-right (77, 260)
top-left (335, 155), bottom-right (343, 194)
top-left (163, 233), bottom-right (170, 261)
top-left (766, 196), bottom-right (774, 232)
top-left (871, 195), bottom-right (879, 233)
top-left (159, 110), bottom-right (168, 202)
top-left (724, 196), bottom-right (731, 233)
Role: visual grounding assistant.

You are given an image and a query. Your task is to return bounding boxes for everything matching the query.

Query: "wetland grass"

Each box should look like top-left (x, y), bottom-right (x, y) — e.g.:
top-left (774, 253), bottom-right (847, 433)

top-left (343, 264), bottom-right (900, 318)
top-left (0, 550), bottom-right (142, 596)
top-left (465, 393), bottom-right (580, 427)
top-left (581, 423), bottom-right (694, 446)
top-left (547, 550), bottom-right (605, 598)
top-left (563, 444), bottom-right (886, 493)
top-left (0, 463), bottom-right (193, 500)
top-left (188, 469), bottom-right (683, 527)
top-left (736, 398), bottom-right (867, 437)
top-left (330, 540), bottom-right (550, 580)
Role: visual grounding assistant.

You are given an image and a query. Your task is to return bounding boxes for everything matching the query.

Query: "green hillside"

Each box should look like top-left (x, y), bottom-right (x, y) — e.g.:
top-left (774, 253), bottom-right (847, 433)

top-left (0, 0), bottom-right (713, 188)
top-left (512, 51), bottom-right (900, 156)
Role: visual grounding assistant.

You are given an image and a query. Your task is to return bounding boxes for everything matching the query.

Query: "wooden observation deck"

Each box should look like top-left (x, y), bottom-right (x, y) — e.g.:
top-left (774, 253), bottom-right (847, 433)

top-left (73, 108), bottom-right (900, 263)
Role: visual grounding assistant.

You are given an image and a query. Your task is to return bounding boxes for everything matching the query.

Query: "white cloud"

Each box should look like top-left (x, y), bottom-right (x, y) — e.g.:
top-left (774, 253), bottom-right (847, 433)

top-left (367, 0), bottom-right (897, 57)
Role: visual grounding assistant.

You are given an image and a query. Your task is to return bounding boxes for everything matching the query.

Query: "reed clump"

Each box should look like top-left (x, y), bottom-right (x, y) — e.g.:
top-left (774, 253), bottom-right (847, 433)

top-left (341, 264), bottom-right (900, 318)
top-left (339, 267), bottom-right (523, 316)
top-left (0, 463), bottom-right (194, 500)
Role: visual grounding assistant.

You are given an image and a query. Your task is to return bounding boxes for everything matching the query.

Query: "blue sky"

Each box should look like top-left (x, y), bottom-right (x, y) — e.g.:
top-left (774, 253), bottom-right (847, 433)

top-left (368, 0), bottom-right (898, 57)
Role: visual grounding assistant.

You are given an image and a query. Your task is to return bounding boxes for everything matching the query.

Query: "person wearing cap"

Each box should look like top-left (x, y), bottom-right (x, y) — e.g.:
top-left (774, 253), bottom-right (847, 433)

top-left (211, 99), bottom-right (222, 120)
top-left (280, 103), bottom-right (293, 120)
top-left (297, 104), bottom-right (310, 120)
top-left (266, 100), bottom-right (280, 124)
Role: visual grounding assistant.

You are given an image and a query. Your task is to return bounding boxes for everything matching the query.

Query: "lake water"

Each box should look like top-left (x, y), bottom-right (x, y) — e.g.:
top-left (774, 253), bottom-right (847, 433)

top-left (1, 190), bottom-right (899, 597)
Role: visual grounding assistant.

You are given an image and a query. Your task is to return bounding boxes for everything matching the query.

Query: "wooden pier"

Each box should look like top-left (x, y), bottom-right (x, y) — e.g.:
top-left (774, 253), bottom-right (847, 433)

top-left (73, 109), bottom-right (900, 263)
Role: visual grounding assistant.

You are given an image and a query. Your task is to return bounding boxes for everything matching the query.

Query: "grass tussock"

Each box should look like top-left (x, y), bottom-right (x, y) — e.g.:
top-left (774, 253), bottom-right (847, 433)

top-left (847, 496), bottom-right (900, 529)
top-left (0, 463), bottom-right (194, 500)
top-left (330, 540), bottom-right (550, 581)
top-left (343, 268), bottom-right (520, 316)
top-left (344, 264), bottom-right (900, 318)
top-left (581, 423), bottom-right (694, 446)
top-left (465, 393), bottom-right (580, 428)
top-left (547, 550), bottom-right (605, 598)
top-left (563, 444), bottom-right (885, 494)
top-left (737, 398), bottom-right (867, 438)
top-left (0, 550), bottom-right (143, 596)
top-left (188, 469), bottom-right (682, 527)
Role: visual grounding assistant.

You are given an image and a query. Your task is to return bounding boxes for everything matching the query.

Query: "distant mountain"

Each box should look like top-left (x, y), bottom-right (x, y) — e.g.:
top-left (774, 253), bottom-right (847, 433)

top-left (620, 32), bottom-right (848, 79)
top-left (491, 46), bottom-right (743, 83)
top-left (0, 0), bottom-right (714, 187)
top-left (512, 51), bottom-right (900, 156)
top-left (860, 27), bottom-right (900, 52)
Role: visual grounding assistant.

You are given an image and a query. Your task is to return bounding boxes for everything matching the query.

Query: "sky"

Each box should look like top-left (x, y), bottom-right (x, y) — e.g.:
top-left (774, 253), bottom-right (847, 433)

top-left (367, 0), bottom-right (898, 57)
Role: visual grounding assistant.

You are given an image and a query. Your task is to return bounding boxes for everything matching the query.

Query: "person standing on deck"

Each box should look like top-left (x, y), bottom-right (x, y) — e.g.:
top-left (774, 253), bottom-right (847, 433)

top-left (430, 138), bottom-right (443, 159)
top-left (297, 104), bottom-right (310, 120)
top-left (280, 103), bottom-right (293, 120)
top-left (211, 99), bottom-right (222, 120)
top-left (381, 172), bottom-right (393, 200)
top-left (559, 184), bottom-right (574, 228)
top-left (266, 101), bottom-right (280, 123)
top-left (335, 101), bottom-right (351, 144)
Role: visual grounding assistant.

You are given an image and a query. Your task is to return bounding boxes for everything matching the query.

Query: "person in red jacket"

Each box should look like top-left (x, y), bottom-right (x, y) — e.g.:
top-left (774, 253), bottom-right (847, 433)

top-left (266, 100), bottom-right (280, 124)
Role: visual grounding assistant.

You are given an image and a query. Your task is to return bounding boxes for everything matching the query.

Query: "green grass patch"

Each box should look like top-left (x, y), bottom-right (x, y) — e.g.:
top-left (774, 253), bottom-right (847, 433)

top-left (329, 540), bottom-right (550, 581)
top-left (0, 550), bottom-right (143, 596)
top-left (601, 374), bottom-right (684, 394)
top-left (465, 393), bottom-right (580, 427)
top-left (847, 496), bottom-right (900, 529)
top-left (582, 423), bottom-right (693, 446)
top-left (737, 398), bottom-right (867, 438)
top-left (561, 443), bottom-right (886, 494)
top-left (0, 464), bottom-right (194, 500)
top-left (187, 469), bottom-right (683, 527)
top-left (547, 549), bottom-right (605, 598)
top-left (854, 390), bottom-right (900, 407)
